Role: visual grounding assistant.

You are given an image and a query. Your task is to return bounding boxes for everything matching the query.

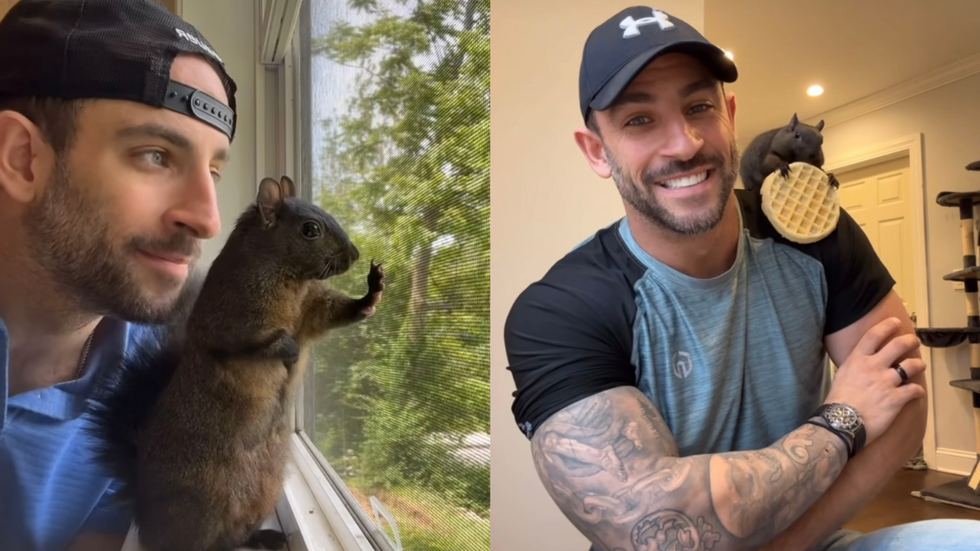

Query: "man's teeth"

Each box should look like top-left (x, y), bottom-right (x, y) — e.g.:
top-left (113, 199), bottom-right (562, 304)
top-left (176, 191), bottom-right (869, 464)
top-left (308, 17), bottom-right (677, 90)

top-left (659, 171), bottom-right (708, 189)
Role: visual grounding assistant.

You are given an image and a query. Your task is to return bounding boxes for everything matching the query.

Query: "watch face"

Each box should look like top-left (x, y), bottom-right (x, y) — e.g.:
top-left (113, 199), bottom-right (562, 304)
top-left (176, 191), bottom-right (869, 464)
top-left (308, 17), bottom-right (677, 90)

top-left (825, 404), bottom-right (861, 432)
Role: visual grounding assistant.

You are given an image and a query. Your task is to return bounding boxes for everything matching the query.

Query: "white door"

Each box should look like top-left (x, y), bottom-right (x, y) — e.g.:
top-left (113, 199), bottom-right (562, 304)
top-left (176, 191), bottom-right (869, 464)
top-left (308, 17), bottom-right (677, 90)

top-left (825, 155), bottom-right (917, 377)
top-left (836, 155), bottom-right (917, 318)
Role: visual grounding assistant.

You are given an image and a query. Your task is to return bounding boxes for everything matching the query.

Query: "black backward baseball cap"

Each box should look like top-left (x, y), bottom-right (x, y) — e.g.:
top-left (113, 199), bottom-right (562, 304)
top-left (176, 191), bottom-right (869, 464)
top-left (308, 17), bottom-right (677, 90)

top-left (0, 0), bottom-right (238, 142)
top-left (579, 6), bottom-right (737, 123)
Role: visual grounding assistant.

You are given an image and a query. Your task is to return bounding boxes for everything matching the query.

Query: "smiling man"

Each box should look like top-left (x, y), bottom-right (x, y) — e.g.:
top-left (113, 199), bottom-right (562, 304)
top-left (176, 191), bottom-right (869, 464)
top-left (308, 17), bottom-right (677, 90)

top-left (504, 6), bottom-right (980, 551)
top-left (0, 0), bottom-right (237, 549)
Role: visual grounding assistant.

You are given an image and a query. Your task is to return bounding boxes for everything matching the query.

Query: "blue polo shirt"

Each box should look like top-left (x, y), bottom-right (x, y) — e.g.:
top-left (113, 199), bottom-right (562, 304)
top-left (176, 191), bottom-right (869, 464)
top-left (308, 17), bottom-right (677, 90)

top-left (0, 315), bottom-right (147, 550)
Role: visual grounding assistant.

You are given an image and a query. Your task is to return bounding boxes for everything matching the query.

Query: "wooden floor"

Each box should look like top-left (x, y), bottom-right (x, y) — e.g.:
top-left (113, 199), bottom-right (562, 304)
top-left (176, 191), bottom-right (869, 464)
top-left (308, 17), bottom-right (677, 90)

top-left (844, 468), bottom-right (980, 533)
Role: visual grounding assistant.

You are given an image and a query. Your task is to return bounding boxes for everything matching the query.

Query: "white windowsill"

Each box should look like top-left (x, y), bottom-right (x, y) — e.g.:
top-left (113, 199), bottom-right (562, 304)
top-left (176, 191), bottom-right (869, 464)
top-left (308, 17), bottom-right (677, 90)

top-left (281, 432), bottom-right (377, 551)
top-left (117, 434), bottom-right (368, 551)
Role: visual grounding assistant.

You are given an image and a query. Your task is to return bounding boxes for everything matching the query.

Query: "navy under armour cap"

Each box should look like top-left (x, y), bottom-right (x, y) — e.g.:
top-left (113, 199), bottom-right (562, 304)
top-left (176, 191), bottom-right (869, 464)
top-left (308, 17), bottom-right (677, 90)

top-left (579, 6), bottom-right (738, 122)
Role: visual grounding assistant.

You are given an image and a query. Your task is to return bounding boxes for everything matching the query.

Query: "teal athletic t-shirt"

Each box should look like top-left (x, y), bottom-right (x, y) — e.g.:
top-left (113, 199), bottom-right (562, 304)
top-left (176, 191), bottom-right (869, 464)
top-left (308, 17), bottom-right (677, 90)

top-left (505, 188), bottom-right (894, 456)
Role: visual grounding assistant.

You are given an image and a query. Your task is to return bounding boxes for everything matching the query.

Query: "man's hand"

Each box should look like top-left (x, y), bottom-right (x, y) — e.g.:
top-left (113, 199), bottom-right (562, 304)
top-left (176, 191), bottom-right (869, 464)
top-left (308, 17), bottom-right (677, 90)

top-left (821, 315), bottom-right (926, 445)
top-left (762, 290), bottom-right (928, 551)
top-left (530, 386), bottom-right (851, 551)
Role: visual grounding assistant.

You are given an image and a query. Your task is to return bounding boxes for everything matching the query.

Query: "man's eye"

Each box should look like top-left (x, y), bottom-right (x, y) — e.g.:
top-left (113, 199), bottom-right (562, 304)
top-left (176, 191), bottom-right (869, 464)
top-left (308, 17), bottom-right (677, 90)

top-left (211, 170), bottom-right (222, 183)
top-left (141, 150), bottom-right (167, 167)
top-left (626, 116), bottom-right (651, 126)
top-left (690, 103), bottom-right (713, 114)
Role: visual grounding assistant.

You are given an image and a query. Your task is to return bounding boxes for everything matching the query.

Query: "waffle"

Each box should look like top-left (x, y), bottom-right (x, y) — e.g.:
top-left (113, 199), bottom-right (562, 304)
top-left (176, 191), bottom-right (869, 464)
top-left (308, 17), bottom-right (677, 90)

top-left (760, 162), bottom-right (840, 244)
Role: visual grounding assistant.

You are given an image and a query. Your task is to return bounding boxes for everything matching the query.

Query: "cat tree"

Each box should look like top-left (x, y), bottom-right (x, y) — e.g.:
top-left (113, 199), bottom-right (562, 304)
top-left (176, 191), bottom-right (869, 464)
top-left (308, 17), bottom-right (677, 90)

top-left (912, 161), bottom-right (980, 510)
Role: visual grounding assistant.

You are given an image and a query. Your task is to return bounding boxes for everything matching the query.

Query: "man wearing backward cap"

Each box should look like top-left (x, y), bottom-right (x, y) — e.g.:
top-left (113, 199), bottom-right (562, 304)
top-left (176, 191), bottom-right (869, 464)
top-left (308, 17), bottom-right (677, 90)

top-left (0, 0), bottom-right (238, 549)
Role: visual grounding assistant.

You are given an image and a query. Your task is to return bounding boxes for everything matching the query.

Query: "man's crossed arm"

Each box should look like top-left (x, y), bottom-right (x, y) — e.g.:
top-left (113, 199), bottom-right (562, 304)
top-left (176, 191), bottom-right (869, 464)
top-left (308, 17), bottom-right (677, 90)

top-left (529, 291), bottom-right (926, 551)
top-left (530, 385), bottom-right (849, 551)
top-left (760, 290), bottom-right (928, 551)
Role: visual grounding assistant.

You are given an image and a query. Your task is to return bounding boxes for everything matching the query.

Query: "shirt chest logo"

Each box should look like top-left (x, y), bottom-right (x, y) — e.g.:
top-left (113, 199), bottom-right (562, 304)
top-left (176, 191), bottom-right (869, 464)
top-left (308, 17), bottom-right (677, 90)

top-left (672, 350), bottom-right (693, 379)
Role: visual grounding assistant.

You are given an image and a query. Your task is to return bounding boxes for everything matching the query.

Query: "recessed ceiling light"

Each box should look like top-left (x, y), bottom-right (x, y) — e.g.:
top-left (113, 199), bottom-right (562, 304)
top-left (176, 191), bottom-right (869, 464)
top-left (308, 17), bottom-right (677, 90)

top-left (723, 49), bottom-right (734, 60)
top-left (807, 85), bottom-right (824, 97)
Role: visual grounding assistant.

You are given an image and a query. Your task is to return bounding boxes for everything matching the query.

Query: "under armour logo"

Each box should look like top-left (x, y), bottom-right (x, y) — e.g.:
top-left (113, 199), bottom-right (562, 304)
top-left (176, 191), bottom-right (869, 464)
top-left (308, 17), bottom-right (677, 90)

top-left (620, 9), bottom-right (675, 38)
top-left (518, 422), bottom-right (534, 438)
top-left (672, 351), bottom-right (693, 379)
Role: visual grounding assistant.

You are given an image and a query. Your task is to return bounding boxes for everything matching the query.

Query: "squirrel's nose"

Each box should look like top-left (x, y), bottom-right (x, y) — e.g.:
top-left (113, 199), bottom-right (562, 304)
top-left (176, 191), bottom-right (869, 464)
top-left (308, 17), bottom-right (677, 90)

top-left (348, 243), bottom-right (360, 263)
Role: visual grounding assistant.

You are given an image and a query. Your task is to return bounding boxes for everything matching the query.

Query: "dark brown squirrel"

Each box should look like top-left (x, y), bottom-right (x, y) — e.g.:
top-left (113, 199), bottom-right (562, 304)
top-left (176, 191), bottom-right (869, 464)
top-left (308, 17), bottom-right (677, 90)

top-left (739, 112), bottom-right (839, 194)
top-left (86, 175), bottom-right (385, 551)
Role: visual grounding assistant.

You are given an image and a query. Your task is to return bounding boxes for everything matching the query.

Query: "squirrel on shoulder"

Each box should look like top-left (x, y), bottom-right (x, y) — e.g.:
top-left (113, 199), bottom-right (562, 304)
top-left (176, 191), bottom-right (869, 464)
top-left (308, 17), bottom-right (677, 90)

top-left (86, 175), bottom-right (385, 551)
top-left (739, 112), bottom-right (839, 193)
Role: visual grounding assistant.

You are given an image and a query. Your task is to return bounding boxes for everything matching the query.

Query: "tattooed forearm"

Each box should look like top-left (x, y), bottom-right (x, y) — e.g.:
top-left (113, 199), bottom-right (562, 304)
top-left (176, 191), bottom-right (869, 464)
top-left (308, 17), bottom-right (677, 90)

top-left (530, 386), bottom-right (848, 551)
top-left (709, 424), bottom-right (846, 541)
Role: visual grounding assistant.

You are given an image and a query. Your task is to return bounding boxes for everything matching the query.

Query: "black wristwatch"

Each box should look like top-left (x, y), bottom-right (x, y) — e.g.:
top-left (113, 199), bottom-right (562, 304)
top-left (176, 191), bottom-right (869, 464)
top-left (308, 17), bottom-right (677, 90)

top-left (809, 403), bottom-right (866, 459)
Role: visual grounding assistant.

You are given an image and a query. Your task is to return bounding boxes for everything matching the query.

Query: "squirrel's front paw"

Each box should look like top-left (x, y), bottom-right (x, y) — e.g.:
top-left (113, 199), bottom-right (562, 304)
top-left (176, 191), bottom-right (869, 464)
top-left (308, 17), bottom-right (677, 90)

top-left (361, 260), bottom-right (385, 316)
top-left (778, 162), bottom-right (791, 179)
top-left (245, 529), bottom-right (289, 550)
top-left (827, 173), bottom-right (840, 189)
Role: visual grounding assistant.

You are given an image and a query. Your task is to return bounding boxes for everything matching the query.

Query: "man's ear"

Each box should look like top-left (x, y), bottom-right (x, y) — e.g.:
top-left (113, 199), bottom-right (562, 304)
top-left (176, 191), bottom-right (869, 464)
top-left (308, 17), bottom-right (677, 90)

top-left (573, 124), bottom-right (612, 179)
top-left (0, 110), bottom-right (52, 204)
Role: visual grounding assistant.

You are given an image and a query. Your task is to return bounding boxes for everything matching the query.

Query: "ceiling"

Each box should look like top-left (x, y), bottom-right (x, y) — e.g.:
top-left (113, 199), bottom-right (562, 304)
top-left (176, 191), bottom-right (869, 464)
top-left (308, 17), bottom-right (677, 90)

top-left (704, 0), bottom-right (980, 150)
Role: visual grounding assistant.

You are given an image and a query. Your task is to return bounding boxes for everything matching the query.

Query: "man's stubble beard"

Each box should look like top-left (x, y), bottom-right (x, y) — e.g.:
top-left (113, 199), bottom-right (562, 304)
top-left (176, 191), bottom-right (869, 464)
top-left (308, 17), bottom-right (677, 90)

top-left (607, 137), bottom-right (740, 236)
top-left (22, 158), bottom-right (201, 325)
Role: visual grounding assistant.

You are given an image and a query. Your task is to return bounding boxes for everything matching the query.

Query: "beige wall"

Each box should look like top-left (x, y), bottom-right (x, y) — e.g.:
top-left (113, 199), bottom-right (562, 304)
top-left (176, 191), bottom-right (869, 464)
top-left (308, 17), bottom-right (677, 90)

top-left (181, 0), bottom-right (258, 267)
top-left (158, 0), bottom-right (182, 14)
top-left (819, 72), bottom-right (980, 461)
top-left (490, 1), bottom-right (705, 549)
top-left (0, 0), bottom-right (17, 19)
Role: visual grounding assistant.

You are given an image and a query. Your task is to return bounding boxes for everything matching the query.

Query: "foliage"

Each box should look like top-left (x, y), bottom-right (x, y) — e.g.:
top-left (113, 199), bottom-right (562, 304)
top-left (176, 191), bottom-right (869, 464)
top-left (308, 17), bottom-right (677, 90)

top-left (308, 0), bottom-right (489, 548)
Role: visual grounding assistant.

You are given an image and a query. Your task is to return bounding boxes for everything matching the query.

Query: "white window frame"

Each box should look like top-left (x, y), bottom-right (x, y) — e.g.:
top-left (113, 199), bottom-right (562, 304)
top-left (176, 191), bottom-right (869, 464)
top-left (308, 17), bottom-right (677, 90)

top-left (254, 2), bottom-right (402, 550)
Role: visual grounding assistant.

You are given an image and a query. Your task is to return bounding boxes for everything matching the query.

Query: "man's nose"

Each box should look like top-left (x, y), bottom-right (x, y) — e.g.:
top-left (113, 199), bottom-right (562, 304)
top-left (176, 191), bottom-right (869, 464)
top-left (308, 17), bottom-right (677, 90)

top-left (164, 169), bottom-right (222, 240)
top-left (659, 116), bottom-right (704, 161)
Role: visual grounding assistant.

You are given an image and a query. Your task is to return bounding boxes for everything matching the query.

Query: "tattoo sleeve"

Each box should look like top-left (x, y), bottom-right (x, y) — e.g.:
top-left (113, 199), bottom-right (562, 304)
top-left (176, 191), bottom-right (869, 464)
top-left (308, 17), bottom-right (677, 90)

top-left (529, 386), bottom-right (847, 551)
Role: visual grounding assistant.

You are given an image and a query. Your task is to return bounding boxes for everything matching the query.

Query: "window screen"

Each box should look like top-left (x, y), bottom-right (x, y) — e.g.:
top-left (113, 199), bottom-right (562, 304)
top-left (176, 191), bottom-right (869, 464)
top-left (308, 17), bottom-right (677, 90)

top-left (299, 1), bottom-right (489, 550)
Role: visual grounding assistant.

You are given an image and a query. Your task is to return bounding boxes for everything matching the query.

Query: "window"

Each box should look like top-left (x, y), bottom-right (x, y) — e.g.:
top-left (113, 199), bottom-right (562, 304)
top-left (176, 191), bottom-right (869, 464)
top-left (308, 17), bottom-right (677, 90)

top-left (296, 1), bottom-right (490, 550)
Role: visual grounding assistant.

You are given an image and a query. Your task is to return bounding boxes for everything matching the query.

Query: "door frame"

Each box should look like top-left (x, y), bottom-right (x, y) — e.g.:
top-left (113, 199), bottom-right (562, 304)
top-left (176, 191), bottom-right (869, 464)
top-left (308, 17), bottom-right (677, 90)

top-left (823, 133), bottom-right (935, 468)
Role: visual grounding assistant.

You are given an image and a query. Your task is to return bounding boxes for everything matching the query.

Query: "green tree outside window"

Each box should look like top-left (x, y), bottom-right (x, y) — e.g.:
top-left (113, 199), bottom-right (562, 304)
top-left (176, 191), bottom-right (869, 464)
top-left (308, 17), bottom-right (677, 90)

top-left (307, 1), bottom-right (490, 549)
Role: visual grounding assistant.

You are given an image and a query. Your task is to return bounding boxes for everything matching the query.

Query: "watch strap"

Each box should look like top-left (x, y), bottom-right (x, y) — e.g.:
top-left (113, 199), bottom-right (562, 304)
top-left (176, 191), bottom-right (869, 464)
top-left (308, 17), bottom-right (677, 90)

top-left (804, 419), bottom-right (853, 459)
top-left (851, 418), bottom-right (866, 456)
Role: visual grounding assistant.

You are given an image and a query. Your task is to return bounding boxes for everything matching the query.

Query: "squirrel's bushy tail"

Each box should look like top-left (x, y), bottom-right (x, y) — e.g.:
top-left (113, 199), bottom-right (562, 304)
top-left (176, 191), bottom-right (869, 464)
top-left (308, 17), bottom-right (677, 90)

top-left (84, 324), bottom-right (181, 508)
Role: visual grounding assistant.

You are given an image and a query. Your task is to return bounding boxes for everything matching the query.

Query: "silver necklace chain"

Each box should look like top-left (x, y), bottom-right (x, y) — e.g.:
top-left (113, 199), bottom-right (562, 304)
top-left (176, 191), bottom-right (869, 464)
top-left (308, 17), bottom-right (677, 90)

top-left (74, 330), bottom-right (95, 380)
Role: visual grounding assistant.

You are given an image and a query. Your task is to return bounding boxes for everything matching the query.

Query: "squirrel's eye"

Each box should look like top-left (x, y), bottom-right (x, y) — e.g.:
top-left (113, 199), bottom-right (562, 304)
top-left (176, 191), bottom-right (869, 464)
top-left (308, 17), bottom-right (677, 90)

top-left (301, 221), bottom-right (322, 240)
top-left (795, 132), bottom-right (801, 139)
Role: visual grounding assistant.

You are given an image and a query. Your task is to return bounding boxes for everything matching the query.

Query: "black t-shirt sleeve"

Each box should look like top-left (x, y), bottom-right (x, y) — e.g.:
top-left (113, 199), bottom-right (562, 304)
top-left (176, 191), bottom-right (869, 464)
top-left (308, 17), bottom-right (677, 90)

top-left (815, 207), bottom-right (896, 334)
top-left (503, 231), bottom-right (642, 439)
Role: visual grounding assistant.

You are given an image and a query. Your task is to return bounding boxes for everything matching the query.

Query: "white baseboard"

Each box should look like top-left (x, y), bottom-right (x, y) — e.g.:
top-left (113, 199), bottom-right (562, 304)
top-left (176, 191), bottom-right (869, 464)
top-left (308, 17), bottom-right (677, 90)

top-left (936, 448), bottom-right (979, 476)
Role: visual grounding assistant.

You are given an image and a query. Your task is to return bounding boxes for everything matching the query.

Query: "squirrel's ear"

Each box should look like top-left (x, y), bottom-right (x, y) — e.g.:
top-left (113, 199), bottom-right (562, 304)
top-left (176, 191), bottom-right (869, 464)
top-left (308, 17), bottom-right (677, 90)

top-left (815, 119), bottom-right (825, 132)
top-left (257, 177), bottom-right (283, 227)
top-left (789, 113), bottom-right (799, 128)
top-left (279, 175), bottom-right (296, 198)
